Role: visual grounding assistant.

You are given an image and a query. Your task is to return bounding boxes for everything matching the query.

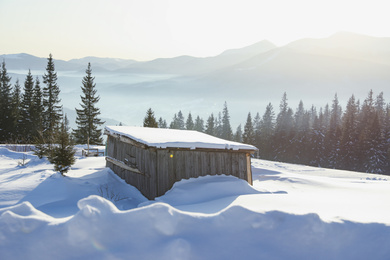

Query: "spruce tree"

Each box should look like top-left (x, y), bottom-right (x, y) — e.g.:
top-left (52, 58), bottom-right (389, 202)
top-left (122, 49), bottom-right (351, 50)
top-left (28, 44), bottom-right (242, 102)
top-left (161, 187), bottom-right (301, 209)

top-left (11, 79), bottom-right (22, 142)
top-left (253, 112), bottom-right (261, 150)
top-left (214, 112), bottom-right (223, 138)
top-left (73, 63), bottom-right (104, 144)
top-left (49, 115), bottom-right (76, 175)
top-left (259, 103), bottom-right (275, 160)
top-left (243, 112), bottom-right (255, 145)
top-left (0, 61), bottom-right (13, 142)
top-left (186, 112), bottom-right (194, 130)
top-left (205, 113), bottom-right (215, 136)
top-left (274, 93), bottom-right (294, 162)
top-left (193, 116), bottom-right (204, 132)
top-left (170, 111), bottom-right (185, 130)
top-left (309, 109), bottom-right (326, 166)
top-left (158, 117), bottom-right (167, 128)
top-left (31, 77), bottom-right (44, 140)
top-left (177, 111), bottom-right (185, 130)
top-left (384, 105), bottom-right (390, 173)
top-left (324, 94), bottom-right (342, 168)
top-left (170, 113), bottom-right (178, 129)
top-left (375, 92), bottom-right (385, 125)
top-left (20, 70), bottom-right (35, 141)
top-left (234, 124), bottom-right (243, 142)
top-left (221, 102), bottom-right (233, 140)
top-left (361, 112), bottom-right (387, 173)
top-left (42, 54), bottom-right (62, 145)
top-left (143, 108), bottom-right (158, 128)
top-left (323, 104), bottom-right (331, 130)
top-left (339, 95), bottom-right (359, 170)
top-left (357, 90), bottom-right (376, 171)
top-left (291, 101), bottom-right (310, 164)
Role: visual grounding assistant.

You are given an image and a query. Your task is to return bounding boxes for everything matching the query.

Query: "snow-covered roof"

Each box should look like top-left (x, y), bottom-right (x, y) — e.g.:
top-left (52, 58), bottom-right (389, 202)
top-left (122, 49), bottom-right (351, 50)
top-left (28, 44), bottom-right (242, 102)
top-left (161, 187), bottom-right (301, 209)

top-left (105, 126), bottom-right (257, 151)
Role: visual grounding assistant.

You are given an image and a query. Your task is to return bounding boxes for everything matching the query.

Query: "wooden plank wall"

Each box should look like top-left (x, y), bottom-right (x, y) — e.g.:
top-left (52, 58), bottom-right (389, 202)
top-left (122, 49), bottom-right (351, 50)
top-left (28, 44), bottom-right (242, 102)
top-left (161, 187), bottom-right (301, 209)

top-left (106, 135), bottom-right (157, 199)
top-left (155, 149), bottom-right (251, 198)
top-left (107, 135), bottom-right (253, 199)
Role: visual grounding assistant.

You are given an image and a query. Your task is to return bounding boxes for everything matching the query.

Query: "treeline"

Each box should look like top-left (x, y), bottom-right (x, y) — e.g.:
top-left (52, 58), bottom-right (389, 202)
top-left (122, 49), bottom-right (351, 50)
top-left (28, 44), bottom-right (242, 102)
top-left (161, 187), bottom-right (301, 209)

top-left (145, 91), bottom-right (390, 175)
top-left (144, 101), bottom-right (235, 141)
top-left (0, 55), bottom-right (104, 174)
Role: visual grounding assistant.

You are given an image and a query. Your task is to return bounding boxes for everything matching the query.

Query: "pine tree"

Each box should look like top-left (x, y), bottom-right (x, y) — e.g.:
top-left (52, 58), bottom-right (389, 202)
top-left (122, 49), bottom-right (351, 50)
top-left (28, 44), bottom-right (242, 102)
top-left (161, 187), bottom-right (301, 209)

top-left (243, 112), bottom-right (255, 145)
top-left (221, 102), bottom-right (233, 140)
top-left (20, 70), bottom-right (35, 141)
top-left (186, 112), bottom-right (194, 130)
top-left (193, 116), bottom-right (204, 132)
top-left (73, 63), bottom-right (104, 144)
top-left (143, 108), bottom-right (158, 128)
top-left (48, 115), bottom-right (76, 175)
top-left (0, 61), bottom-right (13, 142)
top-left (42, 54), bottom-right (62, 145)
top-left (205, 113), bottom-right (215, 136)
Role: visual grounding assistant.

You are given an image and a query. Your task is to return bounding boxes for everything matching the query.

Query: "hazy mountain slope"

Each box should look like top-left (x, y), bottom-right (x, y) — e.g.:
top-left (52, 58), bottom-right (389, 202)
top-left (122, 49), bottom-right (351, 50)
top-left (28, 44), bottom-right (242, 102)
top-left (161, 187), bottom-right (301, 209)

top-left (2, 32), bottom-right (390, 127)
top-left (189, 33), bottom-right (390, 105)
top-left (123, 40), bottom-right (277, 75)
top-left (286, 31), bottom-right (390, 65)
top-left (68, 57), bottom-right (138, 71)
top-left (0, 53), bottom-right (84, 71)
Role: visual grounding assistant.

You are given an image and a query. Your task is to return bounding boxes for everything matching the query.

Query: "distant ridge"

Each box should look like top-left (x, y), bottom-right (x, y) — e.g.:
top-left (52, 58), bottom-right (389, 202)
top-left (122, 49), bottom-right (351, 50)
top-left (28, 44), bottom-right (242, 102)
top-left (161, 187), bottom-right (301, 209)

top-left (220, 40), bottom-right (276, 56)
top-left (2, 31), bottom-right (390, 129)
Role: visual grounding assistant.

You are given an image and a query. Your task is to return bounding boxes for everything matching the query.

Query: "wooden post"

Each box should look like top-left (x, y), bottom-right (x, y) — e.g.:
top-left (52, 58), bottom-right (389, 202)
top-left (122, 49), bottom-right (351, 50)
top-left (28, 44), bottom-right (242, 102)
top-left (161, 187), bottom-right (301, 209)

top-left (246, 153), bottom-right (253, 185)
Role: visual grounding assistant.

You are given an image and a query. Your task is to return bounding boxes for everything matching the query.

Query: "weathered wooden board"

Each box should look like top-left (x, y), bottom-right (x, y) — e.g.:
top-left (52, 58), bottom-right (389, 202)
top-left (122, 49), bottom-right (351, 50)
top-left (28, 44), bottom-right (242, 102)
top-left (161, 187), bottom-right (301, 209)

top-left (106, 133), bottom-right (255, 199)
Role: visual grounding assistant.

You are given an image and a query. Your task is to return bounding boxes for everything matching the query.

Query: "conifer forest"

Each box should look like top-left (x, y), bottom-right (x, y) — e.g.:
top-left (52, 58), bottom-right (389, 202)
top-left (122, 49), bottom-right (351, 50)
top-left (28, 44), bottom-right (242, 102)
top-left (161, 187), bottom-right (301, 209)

top-left (147, 91), bottom-right (390, 175)
top-left (1, 56), bottom-right (389, 175)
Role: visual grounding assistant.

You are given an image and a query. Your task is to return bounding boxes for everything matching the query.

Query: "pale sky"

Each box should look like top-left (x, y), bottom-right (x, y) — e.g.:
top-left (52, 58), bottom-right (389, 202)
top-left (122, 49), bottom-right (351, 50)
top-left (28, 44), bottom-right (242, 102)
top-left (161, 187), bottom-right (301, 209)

top-left (1, 0), bottom-right (389, 61)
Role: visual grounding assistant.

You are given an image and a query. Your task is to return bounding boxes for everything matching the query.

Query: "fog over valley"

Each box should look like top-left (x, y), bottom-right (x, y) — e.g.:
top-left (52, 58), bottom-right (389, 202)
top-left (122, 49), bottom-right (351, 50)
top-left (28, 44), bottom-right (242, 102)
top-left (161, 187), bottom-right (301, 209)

top-left (2, 32), bottom-right (390, 129)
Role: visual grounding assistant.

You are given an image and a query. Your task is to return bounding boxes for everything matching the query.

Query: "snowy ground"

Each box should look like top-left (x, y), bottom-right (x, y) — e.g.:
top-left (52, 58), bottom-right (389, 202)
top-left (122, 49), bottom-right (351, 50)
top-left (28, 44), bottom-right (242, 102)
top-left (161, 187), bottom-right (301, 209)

top-left (0, 146), bottom-right (390, 259)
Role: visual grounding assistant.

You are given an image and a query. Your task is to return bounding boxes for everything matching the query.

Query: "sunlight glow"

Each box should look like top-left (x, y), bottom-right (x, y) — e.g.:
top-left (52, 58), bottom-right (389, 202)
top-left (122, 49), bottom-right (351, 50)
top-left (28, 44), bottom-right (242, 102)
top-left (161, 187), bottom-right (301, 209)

top-left (0, 0), bottom-right (389, 60)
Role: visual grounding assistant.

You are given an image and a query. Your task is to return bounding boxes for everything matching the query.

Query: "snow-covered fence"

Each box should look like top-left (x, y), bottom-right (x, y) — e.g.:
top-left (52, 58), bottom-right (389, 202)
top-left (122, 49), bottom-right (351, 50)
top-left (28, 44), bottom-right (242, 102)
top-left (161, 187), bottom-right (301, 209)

top-left (1, 144), bottom-right (35, 152)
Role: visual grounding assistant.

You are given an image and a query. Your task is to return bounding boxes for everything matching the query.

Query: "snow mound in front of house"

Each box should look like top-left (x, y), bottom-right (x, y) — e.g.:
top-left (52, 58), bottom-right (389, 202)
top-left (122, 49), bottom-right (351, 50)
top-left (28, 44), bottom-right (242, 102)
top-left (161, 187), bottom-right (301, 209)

top-left (162, 175), bottom-right (261, 200)
top-left (2, 194), bottom-right (390, 260)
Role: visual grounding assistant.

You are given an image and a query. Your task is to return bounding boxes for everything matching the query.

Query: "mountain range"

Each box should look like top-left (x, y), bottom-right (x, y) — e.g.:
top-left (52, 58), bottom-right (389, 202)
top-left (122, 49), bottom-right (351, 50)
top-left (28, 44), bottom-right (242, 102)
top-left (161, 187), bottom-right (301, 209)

top-left (2, 31), bottom-right (390, 128)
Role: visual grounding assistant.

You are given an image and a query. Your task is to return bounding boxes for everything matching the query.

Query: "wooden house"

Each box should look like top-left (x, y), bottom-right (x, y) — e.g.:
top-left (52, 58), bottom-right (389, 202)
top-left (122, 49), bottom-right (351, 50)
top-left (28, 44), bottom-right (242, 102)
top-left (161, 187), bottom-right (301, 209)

top-left (104, 126), bottom-right (258, 199)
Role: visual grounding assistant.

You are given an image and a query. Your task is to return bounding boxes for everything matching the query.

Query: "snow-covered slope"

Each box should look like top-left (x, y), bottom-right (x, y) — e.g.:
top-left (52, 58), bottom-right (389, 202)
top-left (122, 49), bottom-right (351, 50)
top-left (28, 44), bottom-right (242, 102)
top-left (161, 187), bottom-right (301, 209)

top-left (0, 147), bottom-right (389, 259)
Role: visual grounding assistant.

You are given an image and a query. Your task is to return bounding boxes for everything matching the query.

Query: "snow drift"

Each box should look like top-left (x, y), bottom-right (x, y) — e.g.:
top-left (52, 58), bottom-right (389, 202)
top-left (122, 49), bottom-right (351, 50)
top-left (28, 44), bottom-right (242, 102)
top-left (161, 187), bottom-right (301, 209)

top-left (1, 195), bottom-right (390, 260)
top-left (1, 147), bottom-right (390, 259)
